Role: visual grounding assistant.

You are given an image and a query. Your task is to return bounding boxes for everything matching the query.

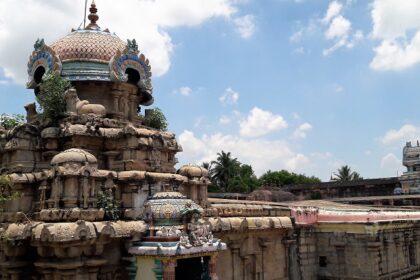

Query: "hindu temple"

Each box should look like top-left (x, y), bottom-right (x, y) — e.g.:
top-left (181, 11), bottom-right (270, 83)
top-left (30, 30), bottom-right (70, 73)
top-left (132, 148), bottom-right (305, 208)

top-left (1, 2), bottom-right (420, 280)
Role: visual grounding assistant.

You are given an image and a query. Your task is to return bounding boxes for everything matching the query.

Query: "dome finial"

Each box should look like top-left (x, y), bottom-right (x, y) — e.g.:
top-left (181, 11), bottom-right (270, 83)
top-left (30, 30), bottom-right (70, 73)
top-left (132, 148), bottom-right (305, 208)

top-left (85, 0), bottom-right (99, 30)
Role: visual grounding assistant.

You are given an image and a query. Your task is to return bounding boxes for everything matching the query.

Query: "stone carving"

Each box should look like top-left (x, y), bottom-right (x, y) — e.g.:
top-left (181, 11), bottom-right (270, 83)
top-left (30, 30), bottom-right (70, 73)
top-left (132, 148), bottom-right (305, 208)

top-left (27, 38), bottom-right (62, 88)
top-left (65, 88), bottom-right (106, 117)
top-left (34, 38), bottom-right (45, 51)
top-left (187, 212), bottom-right (213, 247)
top-left (156, 226), bottom-right (181, 238)
top-left (127, 39), bottom-right (139, 54)
top-left (24, 103), bottom-right (38, 123)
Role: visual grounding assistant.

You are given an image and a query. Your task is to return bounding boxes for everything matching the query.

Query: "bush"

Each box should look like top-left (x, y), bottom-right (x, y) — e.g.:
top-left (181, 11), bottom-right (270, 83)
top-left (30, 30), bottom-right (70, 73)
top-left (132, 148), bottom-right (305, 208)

top-left (0, 114), bottom-right (25, 129)
top-left (36, 73), bottom-right (71, 124)
top-left (97, 189), bottom-right (120, 221)
top-left (0, 175), bottom-right (21, 212)
top-left (143, 108), bottom-right (168, 131)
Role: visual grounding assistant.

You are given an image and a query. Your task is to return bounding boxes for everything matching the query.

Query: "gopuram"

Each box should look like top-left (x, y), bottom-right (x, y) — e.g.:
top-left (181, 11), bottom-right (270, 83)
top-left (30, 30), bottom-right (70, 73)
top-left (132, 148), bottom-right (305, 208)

top-left (0, 2), bottom-right (293, 280)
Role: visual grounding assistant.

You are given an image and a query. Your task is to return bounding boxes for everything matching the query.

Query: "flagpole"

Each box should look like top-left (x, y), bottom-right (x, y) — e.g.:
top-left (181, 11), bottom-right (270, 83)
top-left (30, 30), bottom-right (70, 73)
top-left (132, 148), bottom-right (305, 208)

top-left (83, 0), bottom-right (88, 28)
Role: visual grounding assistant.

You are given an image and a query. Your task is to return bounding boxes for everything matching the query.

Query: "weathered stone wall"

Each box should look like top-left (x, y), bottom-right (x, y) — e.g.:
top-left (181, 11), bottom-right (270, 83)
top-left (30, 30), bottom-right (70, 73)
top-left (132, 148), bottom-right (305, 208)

top-left (296, 223), bottom-right (420, 280)
top-left (214, 230), bottom-right (290, 280)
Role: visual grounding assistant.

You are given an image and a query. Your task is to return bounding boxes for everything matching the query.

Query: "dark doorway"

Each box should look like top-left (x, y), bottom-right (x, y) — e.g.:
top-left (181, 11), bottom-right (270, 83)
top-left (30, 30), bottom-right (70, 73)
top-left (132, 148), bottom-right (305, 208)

top-left (125, 68), bottom-right (140, 85)
top-left (34, 66), bottom-right (45, 84)
top-left (176, 257), bottom-right (210, 280)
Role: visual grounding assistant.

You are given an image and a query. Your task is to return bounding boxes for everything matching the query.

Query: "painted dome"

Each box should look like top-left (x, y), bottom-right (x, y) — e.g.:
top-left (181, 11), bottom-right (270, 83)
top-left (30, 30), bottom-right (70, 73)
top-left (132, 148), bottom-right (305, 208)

top-left (26, 1), bottom-right (153, 105)
top-left (51, 148), bottom-right (97, 166)
top-left (50, 30), bottom-right (126, 63)
top-left (144, 191), bottom-right (203, 226)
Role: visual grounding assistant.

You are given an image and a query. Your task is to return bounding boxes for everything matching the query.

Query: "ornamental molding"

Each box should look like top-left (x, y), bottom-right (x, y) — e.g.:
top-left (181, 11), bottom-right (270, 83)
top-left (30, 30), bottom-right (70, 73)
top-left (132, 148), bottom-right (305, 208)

top-left (27, 38), bottom-right (62, 88)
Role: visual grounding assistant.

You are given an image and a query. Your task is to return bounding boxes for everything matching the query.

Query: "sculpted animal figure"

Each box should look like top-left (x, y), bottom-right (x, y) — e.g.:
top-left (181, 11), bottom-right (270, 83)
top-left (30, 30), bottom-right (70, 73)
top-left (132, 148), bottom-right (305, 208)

top-left (65, 88), bottom-right (106, 117)
top-left (24, 102), bottom-right (38, 123)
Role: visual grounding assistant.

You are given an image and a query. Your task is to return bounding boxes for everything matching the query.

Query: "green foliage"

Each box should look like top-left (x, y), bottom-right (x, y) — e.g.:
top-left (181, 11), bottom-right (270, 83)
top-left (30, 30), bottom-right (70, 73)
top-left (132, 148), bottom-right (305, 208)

top-left (0, 114), bottom-right (25, 130)
top-left (97, 189), bottom-right (120, 221)
top-left (259, 170), bottom-right (321, 187)
top-left (332, 165), bottom-right (363, 181)
top-left (208, 151), bottom-right (258, 193)
top-left (0, 175), bottom-right (21, 212)
top-left (36, 73), bottom-right (71, 124)
top-left (143, 108), bottom-right (168, 131)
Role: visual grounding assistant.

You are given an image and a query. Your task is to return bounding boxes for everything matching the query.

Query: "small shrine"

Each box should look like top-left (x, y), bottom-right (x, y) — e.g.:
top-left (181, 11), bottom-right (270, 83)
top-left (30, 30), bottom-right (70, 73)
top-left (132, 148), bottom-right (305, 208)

top-left (129, 186), bottom-right (225, 280)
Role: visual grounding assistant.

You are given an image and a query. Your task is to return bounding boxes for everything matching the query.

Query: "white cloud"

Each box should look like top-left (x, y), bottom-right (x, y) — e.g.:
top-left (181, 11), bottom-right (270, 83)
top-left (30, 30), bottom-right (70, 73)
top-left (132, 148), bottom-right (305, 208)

top-left (322, 1), bottom-right (343, 25)
top-left (178, 130), bottom-right (309, 175)
top-left (240, 107), bottom-right (288, 138)
top-left (321, 1), bottom-right (363, 56)
top-left (380, 124), bottom-right (420, 145)
top-left (0, 0), bottom-right (252, 84)
top-left (233, 14), bottom-right (256, 39)
top-left (219, 87), bottom-right (239, 105)
top-left (370, 0), bottom-right (420, 71)
top-left (292, 122), bottom-right (312, 139)
top-left (0, 80), bottom-right (9, 85)
top-left (175, 86), bottom-right (193, 96)
top-left (380, 153), bottom-right (402, 175)
top-left (325, 15), bottom-right (351, 40)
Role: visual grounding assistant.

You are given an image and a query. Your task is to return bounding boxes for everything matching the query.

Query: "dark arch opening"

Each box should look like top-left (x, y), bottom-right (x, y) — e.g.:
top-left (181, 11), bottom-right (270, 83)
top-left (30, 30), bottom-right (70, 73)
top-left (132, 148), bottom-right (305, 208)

top-left (34, 66), bottom-right (46, 84)
top-left (125, 68), bottom-right (140, 85)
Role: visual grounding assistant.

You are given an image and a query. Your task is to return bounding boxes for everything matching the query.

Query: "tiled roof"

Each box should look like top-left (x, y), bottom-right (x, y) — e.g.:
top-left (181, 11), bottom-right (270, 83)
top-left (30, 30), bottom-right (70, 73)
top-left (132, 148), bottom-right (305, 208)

top-left (50, 30), bottom-right (126, 62)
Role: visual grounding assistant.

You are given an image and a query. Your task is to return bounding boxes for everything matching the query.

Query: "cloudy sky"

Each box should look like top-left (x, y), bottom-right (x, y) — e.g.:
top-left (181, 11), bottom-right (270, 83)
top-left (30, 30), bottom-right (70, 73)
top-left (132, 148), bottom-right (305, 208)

top-left (0, 0), bottom-right (419, 180)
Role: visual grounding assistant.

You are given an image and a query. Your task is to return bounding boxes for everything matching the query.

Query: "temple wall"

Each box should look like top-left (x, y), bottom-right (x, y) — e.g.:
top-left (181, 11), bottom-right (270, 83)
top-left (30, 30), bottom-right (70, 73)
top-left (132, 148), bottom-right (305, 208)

top-left (214, 230), bottom-right (289, 280)
top-left (296, 223), bottom-right (420, 280)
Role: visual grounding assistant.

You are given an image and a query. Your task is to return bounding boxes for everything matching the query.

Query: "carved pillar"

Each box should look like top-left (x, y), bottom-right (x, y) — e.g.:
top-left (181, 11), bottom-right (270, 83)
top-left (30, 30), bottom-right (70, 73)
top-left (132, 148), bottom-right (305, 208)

top-left (111, 91), bottom-right (122, 118)
top-left (63, 176), bottom-right (78, 208)
top-left (209, 254), bottom-right (219, 280)
top-left (228, 240), bottom-right (241, 280)
top-left (129, 94), bottom-right (140, 123)
top-left (162, 259), bottom-right (176, 280)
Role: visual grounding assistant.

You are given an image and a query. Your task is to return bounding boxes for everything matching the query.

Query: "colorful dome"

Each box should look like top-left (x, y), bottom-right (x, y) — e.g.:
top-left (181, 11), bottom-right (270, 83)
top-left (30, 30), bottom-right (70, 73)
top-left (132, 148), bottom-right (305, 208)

top-left (50, 30), bottom-right (126, 63)
top-left (26, 1), bottom-right (153, 105)
top-left (145, 191), bottom-right (203, 226)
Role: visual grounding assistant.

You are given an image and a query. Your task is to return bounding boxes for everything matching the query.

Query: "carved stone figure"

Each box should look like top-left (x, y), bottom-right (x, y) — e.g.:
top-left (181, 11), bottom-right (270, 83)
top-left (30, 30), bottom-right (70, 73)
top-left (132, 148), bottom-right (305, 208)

top-left (65, 88), bottom-right (106, 117)
top-left (24, 103), bottom-right (38, 123)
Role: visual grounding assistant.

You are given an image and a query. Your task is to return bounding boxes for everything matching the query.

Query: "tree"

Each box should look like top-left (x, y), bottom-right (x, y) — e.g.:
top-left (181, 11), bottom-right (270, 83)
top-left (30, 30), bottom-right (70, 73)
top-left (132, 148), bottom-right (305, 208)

top-left (210, 151), bottom-right (240, 192)
top-left (36, 73), bottom-right (71, 124)
top-left (0, 114), bottom-right (25, 130)
top-left (206, 151), bottom-right (259, 193)
top-left (259, 170), bottom-right (321, 187)
top-left (143, 108), bottom-right (168, 131)
top-left (332, 165), bottom-right (363, 181)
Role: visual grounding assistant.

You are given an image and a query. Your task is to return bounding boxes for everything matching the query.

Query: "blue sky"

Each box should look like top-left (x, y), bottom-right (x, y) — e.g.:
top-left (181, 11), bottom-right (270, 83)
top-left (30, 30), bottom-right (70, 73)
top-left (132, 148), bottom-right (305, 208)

top-left (1, 0), bottom-right (420, 180)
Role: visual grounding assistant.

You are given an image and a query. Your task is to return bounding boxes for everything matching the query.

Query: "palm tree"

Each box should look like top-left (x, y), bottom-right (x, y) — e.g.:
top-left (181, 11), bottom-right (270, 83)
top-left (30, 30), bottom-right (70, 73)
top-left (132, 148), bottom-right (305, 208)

top-left (210, 151), bottom-right (240, 192)
top-left (332, 165), bottom-right (363, 181)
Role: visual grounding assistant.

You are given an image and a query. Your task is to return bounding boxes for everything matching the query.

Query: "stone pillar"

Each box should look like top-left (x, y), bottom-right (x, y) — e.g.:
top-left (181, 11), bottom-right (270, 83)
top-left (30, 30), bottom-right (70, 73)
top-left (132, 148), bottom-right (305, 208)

top-left (129, 94), bottom-right (140, 124)
top-left (228, 240), bottom-right (241, 280)
top-left (209, 254), bottom-right (219, 280)
top-left (63, 177), bottom-right (78, 208)
top-left (111, 91), bottom-right (122, 118)
top-left (162, 259), bottom-right (176, 280)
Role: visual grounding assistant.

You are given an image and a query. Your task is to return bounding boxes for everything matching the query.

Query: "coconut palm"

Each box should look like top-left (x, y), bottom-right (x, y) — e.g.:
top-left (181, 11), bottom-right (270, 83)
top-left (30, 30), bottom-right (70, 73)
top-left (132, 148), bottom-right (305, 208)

top-left (332, 165), bottom-right (362, 181)
top-left (210, 151), bottom-right (240, 192)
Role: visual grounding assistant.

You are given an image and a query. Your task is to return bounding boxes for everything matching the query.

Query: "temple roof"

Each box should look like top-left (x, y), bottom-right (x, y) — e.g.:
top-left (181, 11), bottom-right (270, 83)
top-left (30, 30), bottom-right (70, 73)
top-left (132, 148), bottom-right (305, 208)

top-left (50, 30), bottom-right (126, 63)
top-left (27, 1), bottom-right (154, 105)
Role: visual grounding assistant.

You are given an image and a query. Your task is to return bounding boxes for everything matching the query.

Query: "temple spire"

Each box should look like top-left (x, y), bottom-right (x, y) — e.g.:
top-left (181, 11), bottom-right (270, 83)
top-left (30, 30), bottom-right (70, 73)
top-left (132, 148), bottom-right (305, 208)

top-left (85, 0), bottom-right (99, 30)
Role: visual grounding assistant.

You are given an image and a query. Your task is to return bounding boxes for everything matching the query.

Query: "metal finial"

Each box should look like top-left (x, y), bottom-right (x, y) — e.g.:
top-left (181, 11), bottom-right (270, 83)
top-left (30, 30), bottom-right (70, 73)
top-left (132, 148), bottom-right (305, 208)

top-left (85, 0), bottom-right (99, 30)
